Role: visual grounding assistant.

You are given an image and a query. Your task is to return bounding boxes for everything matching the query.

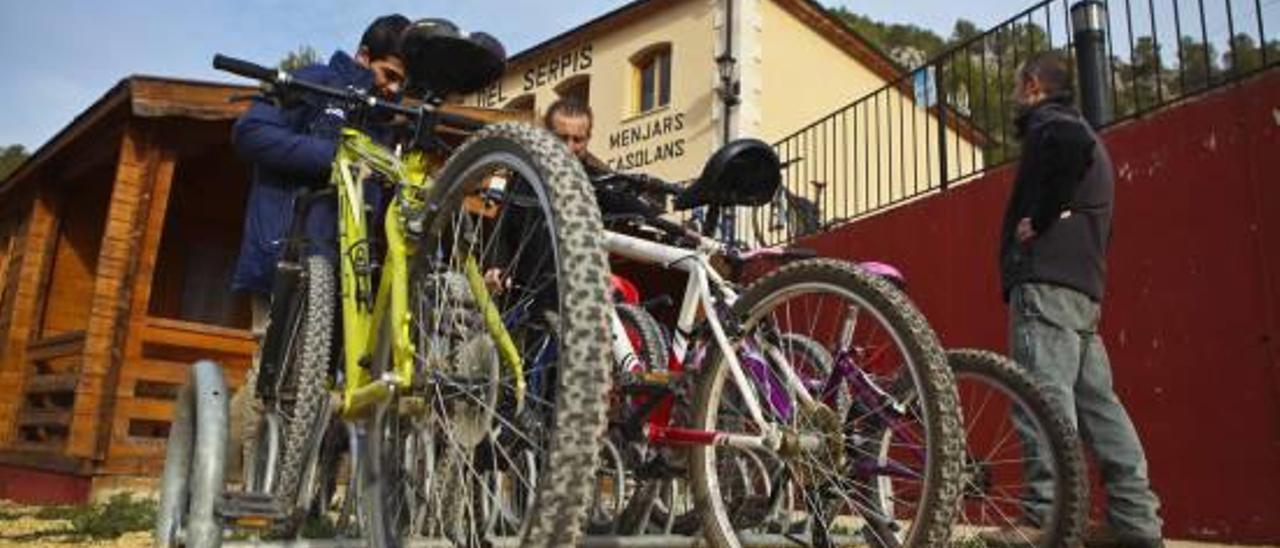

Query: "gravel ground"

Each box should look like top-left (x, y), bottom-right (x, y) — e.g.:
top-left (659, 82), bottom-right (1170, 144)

top-left (0, 501), bottom-right (150, 548)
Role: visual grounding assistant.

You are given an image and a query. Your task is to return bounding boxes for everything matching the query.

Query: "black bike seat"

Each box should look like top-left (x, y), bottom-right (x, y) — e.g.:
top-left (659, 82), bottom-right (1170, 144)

top-left (673, 138), bottom-right (781, 211)
top-left (401, 18), bottom-right (506, 97)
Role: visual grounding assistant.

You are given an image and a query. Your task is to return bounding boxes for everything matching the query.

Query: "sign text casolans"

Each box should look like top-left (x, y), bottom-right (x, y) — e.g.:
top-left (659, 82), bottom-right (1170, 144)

top-left (605, 112), bottom-right (686, 171)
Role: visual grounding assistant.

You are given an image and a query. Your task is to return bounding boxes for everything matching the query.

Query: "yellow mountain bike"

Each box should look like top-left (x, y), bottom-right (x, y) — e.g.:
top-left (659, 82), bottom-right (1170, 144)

top-left (180, 30), bottom-right (611, 548)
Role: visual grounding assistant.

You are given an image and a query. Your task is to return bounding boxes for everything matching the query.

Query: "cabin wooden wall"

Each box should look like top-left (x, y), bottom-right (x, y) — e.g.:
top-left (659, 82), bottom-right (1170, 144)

top-left (1, 119), bottom-right (256, 477)
top-left (147, 138), bottom-right (252, 330)
top-left (37, 171), bottom-right (112, 339)
top-left (3, 81), bottom-right (260, 485)
top-left (103, 122), bottom-right (254, 475)
top-left (0, 196), bottom-right (32, 366)
top-left (0, 147), bottom-right (115, 461)
top-left (0, 191), bottom-right (38, 448)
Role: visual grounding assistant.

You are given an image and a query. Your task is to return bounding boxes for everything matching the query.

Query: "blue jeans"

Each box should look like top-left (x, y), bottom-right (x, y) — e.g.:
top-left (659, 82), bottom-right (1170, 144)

top-left (1009, 283), bottom-right (1162, 537)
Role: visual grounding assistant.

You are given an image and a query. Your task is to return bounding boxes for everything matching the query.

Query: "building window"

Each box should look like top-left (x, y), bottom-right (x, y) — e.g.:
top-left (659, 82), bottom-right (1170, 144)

top-left (631, 44), bottom-right (672, 114)
top-left (504, 94), bottom-right (535, 114)
top-left (555, 75), bottom-right (591, 106)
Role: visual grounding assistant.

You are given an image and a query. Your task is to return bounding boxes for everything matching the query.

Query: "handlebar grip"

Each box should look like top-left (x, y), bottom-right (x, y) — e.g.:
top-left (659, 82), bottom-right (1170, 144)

top-left (213, 54), bottom-right (280, 82)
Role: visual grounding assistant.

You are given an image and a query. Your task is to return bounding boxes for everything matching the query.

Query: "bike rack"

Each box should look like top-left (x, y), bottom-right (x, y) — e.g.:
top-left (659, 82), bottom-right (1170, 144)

top-left (156, 360), bottom-right (230, 548)
top-left (223, 534), bottom-right (858, 547)
top-left (151, 362), bottom-right (858, 548)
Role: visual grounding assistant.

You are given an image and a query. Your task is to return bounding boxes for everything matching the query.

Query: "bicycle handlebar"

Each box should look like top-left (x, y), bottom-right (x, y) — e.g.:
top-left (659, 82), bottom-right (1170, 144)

top-left (212, 54), bottom-right (484, 134)
top-left (591, 172), bottom-right (684, 196)
top-left (213, 54), bottom-right (279, 82)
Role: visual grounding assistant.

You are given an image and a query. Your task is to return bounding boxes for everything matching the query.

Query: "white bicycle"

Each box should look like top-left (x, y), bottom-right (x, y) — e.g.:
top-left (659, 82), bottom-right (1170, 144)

top-left (588, 139), bottom-right (965, 548)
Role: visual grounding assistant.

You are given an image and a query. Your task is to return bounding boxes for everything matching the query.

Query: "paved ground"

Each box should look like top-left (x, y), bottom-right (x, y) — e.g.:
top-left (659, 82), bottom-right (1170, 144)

top-left (0, 499), bottom-right (1272, 547)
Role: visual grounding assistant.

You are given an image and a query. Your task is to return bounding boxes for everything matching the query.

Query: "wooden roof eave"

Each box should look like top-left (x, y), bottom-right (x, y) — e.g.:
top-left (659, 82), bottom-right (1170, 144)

top-left (0, 80), bottom-right (131, 199)
top-left (0, 76), bottom-right (253, 200)
top-left (127, 76), bottom-right (253, 122)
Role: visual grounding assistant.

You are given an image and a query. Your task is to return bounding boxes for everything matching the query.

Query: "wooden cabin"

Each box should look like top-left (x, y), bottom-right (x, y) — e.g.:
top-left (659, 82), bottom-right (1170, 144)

top-left (0, 77), bottom-right (258, 501)
top-left (0, 76), bottom-right (519, 503)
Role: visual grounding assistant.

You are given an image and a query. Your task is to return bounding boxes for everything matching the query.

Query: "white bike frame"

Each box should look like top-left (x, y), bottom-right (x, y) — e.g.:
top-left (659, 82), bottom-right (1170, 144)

top-left (603, 228), bottom-right (821, 452)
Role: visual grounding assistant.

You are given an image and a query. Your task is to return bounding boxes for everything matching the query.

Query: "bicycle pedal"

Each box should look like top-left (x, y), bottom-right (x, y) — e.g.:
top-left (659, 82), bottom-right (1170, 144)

top-left (398, 395), bottom-right (427, 416)
top-left (218, 492), bottom-right (289, 530)
top-left (621, 370), bottom-right (681, 388)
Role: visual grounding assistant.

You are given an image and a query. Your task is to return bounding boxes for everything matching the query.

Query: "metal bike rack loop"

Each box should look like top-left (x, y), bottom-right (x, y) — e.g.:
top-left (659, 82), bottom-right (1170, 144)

top-left (156, 360), bottom-right (230, 548)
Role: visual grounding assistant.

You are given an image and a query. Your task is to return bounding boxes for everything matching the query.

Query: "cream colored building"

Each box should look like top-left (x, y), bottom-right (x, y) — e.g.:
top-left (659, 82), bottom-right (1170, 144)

top-left (463, 0), bottom-right (983, 230)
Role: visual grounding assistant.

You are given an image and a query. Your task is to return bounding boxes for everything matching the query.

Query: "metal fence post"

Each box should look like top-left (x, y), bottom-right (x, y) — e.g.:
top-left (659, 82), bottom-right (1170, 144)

top-left (935, 63), bottom-right (950, 190)
top-left (1072, 0), bottom-right (1113, 127)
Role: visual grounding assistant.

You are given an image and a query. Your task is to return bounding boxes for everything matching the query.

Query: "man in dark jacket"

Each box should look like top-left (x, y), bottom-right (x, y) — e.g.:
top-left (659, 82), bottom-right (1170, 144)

top-left (987, 51), bottom-right (1163, 548)
top-left (228, 14), bottom-right (410, 479)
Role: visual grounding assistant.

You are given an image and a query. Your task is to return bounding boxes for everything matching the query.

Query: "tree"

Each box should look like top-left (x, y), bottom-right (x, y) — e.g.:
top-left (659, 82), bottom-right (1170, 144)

top-left (828, 7), bottom-right (947, 67)
top-left (1117, 36), bottom-right (1166, 116)
top-left (279, 45), bottom-right (321, 72)
top-left (0, 144), bottom-right (29, 182)
top-left (951, 19), bottom-right (982, 44)
top-left (821, 6), bottom-right (1275, 171)
top-left (1221, 34), bottom-right (1278, 77)
top-left (1176, 36), bottom-right (1219, 93)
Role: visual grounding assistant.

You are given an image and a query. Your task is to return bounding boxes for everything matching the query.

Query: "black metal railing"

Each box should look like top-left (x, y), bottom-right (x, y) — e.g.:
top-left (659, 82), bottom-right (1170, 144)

top-left (748, 0), bottom-right (1277, 247)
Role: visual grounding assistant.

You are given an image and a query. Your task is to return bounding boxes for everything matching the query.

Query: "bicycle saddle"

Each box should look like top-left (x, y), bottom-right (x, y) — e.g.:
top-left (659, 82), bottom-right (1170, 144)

top-left (400, 18), bottom-right (507, 97)
top-left (673, 138), bottom-right (781, 211)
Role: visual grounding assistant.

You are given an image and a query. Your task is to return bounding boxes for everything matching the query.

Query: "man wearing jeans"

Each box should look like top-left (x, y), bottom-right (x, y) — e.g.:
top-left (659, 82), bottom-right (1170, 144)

top-left (988, 51), bottom-right (1163, 548)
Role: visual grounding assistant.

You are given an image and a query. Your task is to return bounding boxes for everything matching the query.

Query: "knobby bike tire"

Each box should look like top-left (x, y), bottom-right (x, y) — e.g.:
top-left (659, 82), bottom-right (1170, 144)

top-left (688, 258), bottom-right (963, 548)
top-left (948, 348), bottom-right (1087, 548)
top-left (239, 255), bottom-right (335, 536)
top-left (359, 122), bottom-right (611, 548)
top-left (616, 303), bottom-right (670, 374)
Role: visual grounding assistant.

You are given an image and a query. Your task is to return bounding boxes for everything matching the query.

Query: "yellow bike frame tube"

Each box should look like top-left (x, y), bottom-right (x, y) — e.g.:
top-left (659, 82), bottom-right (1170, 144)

top-left (344, 379), bottom-right (395, 419)
top-left (335, 151), bottom-right (373, 410)
top-left (329, 127), bottom-right (437, 417)
top-left (463, 255), bottom-right (525, 406)
top-left (334, 129), bottom-right (425, 415)
top-left (385, 201), bottom-right (415, 382)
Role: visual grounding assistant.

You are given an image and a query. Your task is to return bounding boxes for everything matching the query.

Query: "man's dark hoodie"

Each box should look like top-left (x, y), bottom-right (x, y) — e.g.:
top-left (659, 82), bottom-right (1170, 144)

top-left (1000, 94), bottom-right (1114, 302)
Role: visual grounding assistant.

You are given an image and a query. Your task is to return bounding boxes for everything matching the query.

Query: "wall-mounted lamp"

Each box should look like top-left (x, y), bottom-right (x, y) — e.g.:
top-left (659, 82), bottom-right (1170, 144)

top-left (715, 52), bottom-right (740, 107)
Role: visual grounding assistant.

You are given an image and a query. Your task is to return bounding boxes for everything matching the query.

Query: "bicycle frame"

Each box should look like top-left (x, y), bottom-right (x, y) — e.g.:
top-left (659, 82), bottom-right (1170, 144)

top-left (604, 229), bottom-right (823, 452)
top-left (330, 129), bottom-right (425, 417)
top-left (327, 128), bottom-right (521, 419)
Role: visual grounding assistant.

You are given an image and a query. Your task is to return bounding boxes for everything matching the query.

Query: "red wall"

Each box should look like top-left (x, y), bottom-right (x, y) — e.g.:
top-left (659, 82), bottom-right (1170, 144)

top-left (788, 69), bottom-right (1280, 543)
top-left (0, 463), bottom-right (91, 505)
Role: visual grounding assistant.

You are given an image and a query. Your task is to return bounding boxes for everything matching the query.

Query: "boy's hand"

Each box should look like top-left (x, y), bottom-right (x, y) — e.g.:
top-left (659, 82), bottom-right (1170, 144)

top-left (1016, 217), bottom-right (1037, 243)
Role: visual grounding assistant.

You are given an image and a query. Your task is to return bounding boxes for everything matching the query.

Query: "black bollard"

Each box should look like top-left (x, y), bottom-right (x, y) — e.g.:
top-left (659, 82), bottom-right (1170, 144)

top-left (1072, 0), bottom-right (1113, 127)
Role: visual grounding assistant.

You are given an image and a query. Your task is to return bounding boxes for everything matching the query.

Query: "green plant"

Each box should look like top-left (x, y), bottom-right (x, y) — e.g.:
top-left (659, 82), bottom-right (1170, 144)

top-left (71, 493), bottom-right (157, 539)
top-left (33, 505), bottom-right (79, 520)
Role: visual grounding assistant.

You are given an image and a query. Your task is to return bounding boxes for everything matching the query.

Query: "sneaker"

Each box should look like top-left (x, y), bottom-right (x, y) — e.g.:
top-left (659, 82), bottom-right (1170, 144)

top-left (1084, 524), bottom-right (1164, 548)
top-left (976, 525), bottom-right (1042, 547)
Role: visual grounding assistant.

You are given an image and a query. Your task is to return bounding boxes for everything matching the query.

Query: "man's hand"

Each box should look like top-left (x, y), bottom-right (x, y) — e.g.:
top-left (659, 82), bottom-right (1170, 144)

top-left (1016, 217), bottom-right (1037, 243)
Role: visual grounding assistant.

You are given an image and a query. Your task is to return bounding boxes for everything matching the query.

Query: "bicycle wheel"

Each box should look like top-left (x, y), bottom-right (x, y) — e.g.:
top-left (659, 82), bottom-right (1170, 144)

top-left (591, 304), bottom-right (664, 534)
top-left (616, 303), bottom-right (669, 374)
top-left (359, 122), bottom-right (611, 547)
top-left (947, 349), bottom-right (1087, 548)
top-left (688, 258), bottom-right (963, 548)
top-left (242, 254), bottom-right (335, 535)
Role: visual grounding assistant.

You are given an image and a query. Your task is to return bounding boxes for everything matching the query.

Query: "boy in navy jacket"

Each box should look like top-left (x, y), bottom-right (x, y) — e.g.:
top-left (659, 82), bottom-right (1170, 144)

top-left (228, 14), bottom-right (410, 478)
top-left (231, 14), bottom-right (410, 295)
